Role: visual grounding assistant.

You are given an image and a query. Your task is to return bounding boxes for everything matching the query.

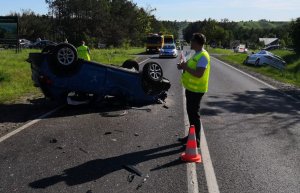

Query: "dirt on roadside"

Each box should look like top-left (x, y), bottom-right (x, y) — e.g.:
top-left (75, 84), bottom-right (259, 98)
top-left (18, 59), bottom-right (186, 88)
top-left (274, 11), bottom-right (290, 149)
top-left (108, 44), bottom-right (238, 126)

top-left (0, 93), bottom-right (59, 138)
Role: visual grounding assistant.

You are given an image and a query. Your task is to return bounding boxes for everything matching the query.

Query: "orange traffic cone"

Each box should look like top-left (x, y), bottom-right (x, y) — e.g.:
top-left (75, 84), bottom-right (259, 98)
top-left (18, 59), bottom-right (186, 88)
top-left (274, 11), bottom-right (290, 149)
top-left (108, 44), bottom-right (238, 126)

top-left (181, 125), bottom-right (202, 163)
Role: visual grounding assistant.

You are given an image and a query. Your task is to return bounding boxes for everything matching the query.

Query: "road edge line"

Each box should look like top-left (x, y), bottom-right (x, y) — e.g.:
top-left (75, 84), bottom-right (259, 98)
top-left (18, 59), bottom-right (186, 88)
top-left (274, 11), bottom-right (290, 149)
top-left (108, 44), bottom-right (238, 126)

top-left (200, 123), bottom-right (220, 193)
top-left (0, 105), bottom-right (64, 143)
top-left (182, 88), bottom-right (199, 193)
top-left (138, 57), bottom-right (151, 64)
top-left (212, 56), bottom-right (300, 103)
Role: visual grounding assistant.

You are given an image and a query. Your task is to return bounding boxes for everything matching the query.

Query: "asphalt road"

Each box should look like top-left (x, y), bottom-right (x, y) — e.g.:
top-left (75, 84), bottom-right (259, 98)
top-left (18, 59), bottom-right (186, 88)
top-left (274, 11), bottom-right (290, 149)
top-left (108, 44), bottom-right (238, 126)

top-left (0, 48), bottom-right (299, 193)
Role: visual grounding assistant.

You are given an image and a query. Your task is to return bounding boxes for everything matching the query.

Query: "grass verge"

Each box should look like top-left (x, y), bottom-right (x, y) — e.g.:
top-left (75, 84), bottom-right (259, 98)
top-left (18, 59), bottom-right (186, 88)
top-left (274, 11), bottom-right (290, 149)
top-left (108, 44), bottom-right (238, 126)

top-left (0, 47), bottom-right (144, 103)
top-left (207, 47), bottom-right (300, 87)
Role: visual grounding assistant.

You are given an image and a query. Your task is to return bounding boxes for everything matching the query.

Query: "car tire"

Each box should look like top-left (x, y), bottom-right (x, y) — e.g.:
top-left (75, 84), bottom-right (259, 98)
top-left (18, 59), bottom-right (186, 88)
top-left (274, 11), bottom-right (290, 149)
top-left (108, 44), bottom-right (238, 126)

top-left (255, 59), bottom-right (260, 66)
top-left (143, 62), bottom-right (163, 82)
top-left (243, 56), bottom-right (249, 65)
top-left (122, 59), bottom-right (139, 71)
top-left (53, 43), bottom-right (77, 66)
top-left (50, 43), bottom-right (81, 76)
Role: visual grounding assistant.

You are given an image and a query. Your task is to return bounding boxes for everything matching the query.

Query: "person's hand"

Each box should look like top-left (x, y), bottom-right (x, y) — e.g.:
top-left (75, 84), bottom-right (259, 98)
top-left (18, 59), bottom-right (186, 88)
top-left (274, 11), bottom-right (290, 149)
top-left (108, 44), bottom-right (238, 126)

top-left (177, 63), bottom-right (183, 70)
top-left (180, 62), bottom-right (188, 70)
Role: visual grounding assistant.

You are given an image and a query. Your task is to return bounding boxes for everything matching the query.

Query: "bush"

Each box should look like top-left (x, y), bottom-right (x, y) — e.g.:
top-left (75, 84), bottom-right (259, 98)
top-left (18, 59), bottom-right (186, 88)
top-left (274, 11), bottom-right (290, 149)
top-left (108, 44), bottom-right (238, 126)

top-left (291, 18), bottom-right (300, 54)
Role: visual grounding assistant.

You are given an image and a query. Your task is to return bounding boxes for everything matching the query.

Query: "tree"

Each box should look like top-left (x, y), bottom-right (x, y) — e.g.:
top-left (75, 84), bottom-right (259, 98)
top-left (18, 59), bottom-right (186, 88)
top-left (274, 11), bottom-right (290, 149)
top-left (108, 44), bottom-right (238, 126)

top-left (291, 18), bottom-right (300, 53)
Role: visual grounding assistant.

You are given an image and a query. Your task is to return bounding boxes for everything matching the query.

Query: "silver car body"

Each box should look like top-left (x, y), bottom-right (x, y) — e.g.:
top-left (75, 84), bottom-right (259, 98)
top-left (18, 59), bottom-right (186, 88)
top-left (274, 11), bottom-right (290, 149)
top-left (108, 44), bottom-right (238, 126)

top-left (245, 50), bottom-right (286, 68)
top-left (159, 44), bottom-right (178, 58)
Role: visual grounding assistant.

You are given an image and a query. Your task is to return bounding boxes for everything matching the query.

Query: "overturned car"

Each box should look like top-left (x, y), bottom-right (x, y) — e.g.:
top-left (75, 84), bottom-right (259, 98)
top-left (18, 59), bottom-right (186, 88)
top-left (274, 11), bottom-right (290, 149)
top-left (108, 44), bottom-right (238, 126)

top-left (27, 43), bottom-right (171, 105)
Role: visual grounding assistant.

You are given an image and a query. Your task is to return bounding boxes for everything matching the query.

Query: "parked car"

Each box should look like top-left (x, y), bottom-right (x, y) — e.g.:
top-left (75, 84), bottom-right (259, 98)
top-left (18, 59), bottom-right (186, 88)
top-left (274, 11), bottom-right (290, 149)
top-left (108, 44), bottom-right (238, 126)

top-left (159, 44), bottom-right (178, 58)
top-left (234, 44), bottom-right (247, 53)
top-left (19, 39), bottom-right (32, 48)
top-left (244, 50), bottom-right (286, 68)
top-left (28, 40), bottom-right (57, 49)
top-left (27, 43), bottom-right (171, 105)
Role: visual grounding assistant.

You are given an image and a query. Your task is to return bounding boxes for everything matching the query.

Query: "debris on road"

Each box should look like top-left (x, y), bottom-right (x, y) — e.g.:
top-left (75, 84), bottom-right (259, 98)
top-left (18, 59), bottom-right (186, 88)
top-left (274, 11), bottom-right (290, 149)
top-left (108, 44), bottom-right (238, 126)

top-left (136, 174), bottom-right (150, 190)
top-left (49, 138), bottom-right (58, 143)
top-left (134, 133), bottom-right (139, 137)
top-left (163, 104), bottom-right (169, 109)
top-left (79, 147), bottom-right (88, 154)
top-left (127, 174), bottom-right (135, 183)
top-left (111, 139), bottom-right (117, 142)
top-left (104, 132), bottom-right (112, 135)
top-left (100, 110), bottom-right (128, 117)
top-left (123, 165), bottom-right (142, 177)
top-left (130, 107), bottom-right (151, 112)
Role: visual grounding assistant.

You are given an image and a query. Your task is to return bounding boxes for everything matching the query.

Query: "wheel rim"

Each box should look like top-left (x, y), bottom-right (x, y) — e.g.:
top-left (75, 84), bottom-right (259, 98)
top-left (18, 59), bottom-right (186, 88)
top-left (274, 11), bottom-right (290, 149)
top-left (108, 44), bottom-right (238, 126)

top-left (57, 47), bottom-right (75, 66)
top-left (148, 63), bottom-right (162, 80)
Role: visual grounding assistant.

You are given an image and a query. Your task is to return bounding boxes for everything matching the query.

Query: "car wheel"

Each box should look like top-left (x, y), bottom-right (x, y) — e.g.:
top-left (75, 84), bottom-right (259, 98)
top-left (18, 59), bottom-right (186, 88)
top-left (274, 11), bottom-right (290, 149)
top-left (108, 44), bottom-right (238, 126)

top-left (255, 59), bottom-right (260, 66)
top-left (143, 62), bottom-right (163, 82)
top-left (49, 44), bottom-right (81, 76)
top-left (243, 56), bottom-right (249, 65)
top-left (54, 43), bottom-right (77, 67)
top-left (122, 59), bottom-right (139, 71)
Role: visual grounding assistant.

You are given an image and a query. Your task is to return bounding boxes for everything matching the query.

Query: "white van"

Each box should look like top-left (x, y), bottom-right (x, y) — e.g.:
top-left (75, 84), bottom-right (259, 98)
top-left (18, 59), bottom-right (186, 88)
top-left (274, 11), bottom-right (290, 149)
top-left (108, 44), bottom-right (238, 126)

top-left (234, 44), bottom-right (247, 53)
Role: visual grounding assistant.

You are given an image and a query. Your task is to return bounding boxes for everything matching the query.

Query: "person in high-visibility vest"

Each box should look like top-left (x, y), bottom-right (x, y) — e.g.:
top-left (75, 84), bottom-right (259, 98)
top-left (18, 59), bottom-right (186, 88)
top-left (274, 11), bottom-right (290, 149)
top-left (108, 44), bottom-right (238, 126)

top-left (177, 33), bottom-right (210, 148)
top-left (77, 41), bottom-right (91, 61)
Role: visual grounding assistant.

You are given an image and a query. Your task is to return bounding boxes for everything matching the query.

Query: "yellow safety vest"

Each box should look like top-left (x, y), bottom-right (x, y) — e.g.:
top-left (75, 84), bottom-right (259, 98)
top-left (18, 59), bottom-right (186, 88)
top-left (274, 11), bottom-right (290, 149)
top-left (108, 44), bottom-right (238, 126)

top-left (181, 50), bottom-right (210, 93)
top-left (77, 45), bottom-right (90, 61)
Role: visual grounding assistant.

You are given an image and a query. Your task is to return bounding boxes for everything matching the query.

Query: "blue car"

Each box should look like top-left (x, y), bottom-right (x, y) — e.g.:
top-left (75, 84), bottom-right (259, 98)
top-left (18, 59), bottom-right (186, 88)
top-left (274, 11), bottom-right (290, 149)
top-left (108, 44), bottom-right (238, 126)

top-left (28, 43), bottom-right (170, 105)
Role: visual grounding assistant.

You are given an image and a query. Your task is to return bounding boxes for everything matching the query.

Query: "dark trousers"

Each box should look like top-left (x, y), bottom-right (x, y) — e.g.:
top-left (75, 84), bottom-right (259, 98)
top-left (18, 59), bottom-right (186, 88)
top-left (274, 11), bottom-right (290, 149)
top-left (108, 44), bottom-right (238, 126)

top-left (185, 89), bottom-right (204, 143)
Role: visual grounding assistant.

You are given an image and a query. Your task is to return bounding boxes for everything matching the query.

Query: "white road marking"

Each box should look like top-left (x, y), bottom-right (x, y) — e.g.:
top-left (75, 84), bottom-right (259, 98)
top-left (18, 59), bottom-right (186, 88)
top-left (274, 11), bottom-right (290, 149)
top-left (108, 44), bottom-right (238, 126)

top-left (139, 57), bottom-right (151, 64)
top-left (183, 88), bottom-right (220, 193)
top-left (212, 57), bottom-right (300, 103)
top-left (183, 89), bottom-right (199, 193)
top-left (0, 106), bottom-right (64, 143)
top-left (200, 123), bottom-right (220, 193)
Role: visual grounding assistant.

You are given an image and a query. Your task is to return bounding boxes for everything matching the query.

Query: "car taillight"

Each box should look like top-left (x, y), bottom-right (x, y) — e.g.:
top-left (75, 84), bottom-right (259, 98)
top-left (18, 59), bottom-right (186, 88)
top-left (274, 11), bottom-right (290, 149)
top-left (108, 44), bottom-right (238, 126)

top-left (39, 75), bottom-right (52, 85)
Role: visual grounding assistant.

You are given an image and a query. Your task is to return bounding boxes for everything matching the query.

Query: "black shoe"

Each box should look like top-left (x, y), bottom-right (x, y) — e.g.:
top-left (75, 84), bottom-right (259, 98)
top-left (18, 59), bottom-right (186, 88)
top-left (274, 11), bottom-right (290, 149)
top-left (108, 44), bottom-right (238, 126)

top-left (177, 136), bottom-right (188, 144)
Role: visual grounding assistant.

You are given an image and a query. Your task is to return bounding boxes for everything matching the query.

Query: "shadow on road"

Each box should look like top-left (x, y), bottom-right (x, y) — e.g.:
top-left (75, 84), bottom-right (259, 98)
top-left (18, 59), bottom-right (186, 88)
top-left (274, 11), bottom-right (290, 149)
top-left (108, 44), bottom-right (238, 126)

top-left (0, 97), bottom-right (58, 124)
top-left (201, 88), bottom-right (300, 152)
top-left (0, 96), bottom-right (160, 124)
top-left (202, 88), bottom-right (300, 116)
top-left (29, 143), bottom-right (184, 189)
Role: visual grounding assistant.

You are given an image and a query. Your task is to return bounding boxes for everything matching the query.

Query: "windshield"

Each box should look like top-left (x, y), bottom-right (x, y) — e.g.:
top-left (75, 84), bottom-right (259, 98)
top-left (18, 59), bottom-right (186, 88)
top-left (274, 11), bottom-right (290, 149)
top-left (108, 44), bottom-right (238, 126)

top-left (147, 37), bottom-right (162, 44)
top-left (163, 45), bottom-right (175, 49)
top-left (164, 37), bottom-right (174, 44)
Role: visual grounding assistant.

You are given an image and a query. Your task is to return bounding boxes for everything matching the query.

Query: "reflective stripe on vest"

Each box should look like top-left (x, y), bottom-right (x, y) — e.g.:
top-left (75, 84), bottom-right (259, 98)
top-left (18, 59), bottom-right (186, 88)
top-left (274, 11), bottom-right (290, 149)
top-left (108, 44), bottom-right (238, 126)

top-left (181, 50), bottom-right (210, 93)
top-left (77, 45), bottom-right (90, 61)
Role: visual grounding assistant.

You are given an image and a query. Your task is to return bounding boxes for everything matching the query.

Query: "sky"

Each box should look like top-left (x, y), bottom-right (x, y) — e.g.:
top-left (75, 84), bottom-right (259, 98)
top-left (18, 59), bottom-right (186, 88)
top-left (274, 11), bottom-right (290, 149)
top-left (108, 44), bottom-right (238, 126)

top-left (0, 0), bottom-right (299, 22)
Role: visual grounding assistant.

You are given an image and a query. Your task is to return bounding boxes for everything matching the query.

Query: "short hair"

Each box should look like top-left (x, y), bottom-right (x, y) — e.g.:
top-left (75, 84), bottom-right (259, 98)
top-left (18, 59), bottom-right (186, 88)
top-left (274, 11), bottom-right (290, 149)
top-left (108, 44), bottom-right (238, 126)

top-left (191, 33), bottom-right (206, 45)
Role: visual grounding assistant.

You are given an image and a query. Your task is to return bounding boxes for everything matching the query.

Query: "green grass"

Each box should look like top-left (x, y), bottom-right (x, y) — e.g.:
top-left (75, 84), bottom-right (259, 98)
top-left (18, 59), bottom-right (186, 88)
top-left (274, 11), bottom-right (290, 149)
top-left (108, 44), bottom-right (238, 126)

top-left (207, 47), bottom-right (300, 87)
top-left (0, 47), bottom-right (144, 104)
top-left (0, 49), bottom-right (41, 103)
top-left (91, 47), bottom-right (144, 66)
